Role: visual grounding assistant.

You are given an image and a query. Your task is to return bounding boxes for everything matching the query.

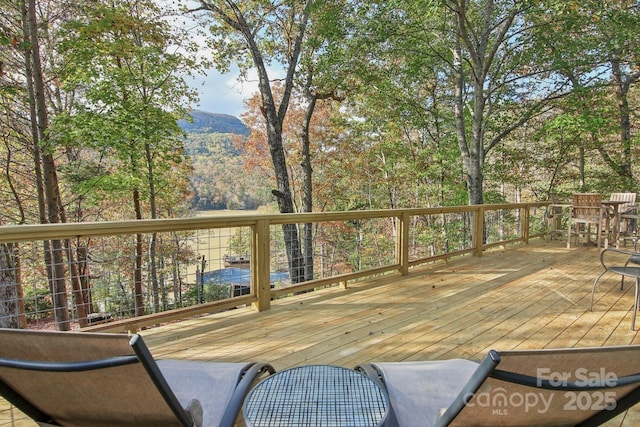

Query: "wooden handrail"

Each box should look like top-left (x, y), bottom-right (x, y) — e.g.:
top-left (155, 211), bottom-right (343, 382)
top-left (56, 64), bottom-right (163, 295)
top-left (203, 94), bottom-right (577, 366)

top-left (0, 202), bottom-right (550, 332)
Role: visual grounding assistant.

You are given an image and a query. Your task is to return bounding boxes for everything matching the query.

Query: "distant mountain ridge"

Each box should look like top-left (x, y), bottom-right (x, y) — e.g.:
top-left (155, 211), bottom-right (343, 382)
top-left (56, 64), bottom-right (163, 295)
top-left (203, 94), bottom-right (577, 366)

top-left (179, 110), bottom-right (250, 136)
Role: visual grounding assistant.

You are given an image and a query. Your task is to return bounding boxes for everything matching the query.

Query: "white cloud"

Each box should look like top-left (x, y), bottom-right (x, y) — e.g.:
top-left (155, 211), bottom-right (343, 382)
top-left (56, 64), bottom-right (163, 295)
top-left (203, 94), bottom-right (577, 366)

top-left (189, 66), bottom-right (283, 118)
top-left (189, 67), bottom-right (254, 117)
top-left (165, 2), bottom-right (284, 118)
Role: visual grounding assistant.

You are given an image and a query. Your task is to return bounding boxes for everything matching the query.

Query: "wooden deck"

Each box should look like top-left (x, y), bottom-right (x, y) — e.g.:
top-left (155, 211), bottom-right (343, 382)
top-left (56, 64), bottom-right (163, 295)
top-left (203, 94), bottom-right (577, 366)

top-left (3, 238), bottom-right (640, 426)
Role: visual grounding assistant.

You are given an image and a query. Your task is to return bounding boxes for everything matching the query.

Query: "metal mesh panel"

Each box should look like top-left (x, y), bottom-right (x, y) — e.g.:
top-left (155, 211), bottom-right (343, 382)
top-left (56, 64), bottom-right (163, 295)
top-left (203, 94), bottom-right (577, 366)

top-left (244, 365), bottom-right (388, 427)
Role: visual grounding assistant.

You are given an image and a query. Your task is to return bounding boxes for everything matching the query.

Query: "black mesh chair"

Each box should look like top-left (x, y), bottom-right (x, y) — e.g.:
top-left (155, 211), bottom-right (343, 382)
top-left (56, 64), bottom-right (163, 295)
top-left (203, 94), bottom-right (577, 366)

top-left (357, 346), bottom-right (640, 427)
top-left (0, 328), bottom-right (275, 427)
top-left (591, 247), bottom-right (640, 330)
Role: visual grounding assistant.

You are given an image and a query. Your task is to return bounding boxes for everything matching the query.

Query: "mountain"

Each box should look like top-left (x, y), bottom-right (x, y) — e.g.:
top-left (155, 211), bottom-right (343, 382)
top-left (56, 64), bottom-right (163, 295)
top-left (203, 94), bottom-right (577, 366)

top-left (179, 110), bottom-right (250, 136)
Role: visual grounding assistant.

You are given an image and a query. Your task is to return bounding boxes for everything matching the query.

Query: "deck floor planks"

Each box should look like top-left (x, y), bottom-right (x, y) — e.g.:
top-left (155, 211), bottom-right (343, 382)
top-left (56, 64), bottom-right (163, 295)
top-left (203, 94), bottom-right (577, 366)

top-left (128, 241), bottom-right (640, 427)
top-left (5, 239), bottom-right (640, 425)
top-left (309, 252), bottom-right (562, 365)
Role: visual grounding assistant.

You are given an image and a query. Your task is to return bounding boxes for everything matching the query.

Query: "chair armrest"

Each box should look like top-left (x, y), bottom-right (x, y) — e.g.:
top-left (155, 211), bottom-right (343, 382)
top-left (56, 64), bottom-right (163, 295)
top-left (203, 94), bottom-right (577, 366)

top-left (220, 363), bottom-right (275, 427)
top-left (434, 351), bottom-right (500, 427)
top-left (599, 248), bottom-right (640, 269)
top-left (621, 204), bottom-right (639, 215)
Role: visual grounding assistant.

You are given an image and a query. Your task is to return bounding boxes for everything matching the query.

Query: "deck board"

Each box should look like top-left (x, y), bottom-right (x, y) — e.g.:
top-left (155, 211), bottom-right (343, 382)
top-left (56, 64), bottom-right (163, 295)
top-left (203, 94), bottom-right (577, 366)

top-left (3, 238), bottom-right (640, 426)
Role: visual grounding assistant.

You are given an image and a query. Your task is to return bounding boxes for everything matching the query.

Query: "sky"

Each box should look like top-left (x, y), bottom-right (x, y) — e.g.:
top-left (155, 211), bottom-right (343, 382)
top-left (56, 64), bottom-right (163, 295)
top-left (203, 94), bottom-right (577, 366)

top-left (167, 4), bottom-right (259, 118)
top-left (188, 67), bottom-right (257, 118)
top-left (169, 3), bottom-right (285, 119)
top-left (188, 63), bottom-right (285, 118)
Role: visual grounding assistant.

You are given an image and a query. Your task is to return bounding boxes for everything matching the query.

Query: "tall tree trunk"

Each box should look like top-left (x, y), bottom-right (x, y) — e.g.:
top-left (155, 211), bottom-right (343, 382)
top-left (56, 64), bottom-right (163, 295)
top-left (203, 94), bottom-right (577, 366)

top-left (57, 197), bottom-right (89, 326)
top-left (263, 95), bottom-right (304, 283)
top-left (64, 241), bottom-right (89, 327)
top-left (0, 243), bottom-right (21, 329)
top-left (301, 95), bottom-right (316, 282)
top-left (133, 188), bottom-right (145, 316)
top-left (610, 58), bottom-right (638, 191)
top-left (76, 244), bottom-right (96, 314)
top-left (450, 0), bottom-right (518, 206)
top-left (452, 36), bottom-right (476, 203)
top-left (2, 141), bottom-right (27, 327)
top-left (145, 141), bottom-right (160, 312)
top-left (193, 1), bottom-right (312, 284)
top-left (24, 0), bottom-right (69, 330)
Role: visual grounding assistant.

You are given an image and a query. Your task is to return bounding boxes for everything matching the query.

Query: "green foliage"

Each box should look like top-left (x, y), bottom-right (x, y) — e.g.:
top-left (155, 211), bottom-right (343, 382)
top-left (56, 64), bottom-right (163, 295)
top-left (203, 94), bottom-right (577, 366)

top-left (22, 287), bottom-right (54, 321)
top-left (228, 228), bottom-right (251, 255)
top-left (186, 123), bottom-right (273, 210)
top-left (182, 282), bottom-right (231, 305)
top-left (50, 0), bottom-right (203, 221)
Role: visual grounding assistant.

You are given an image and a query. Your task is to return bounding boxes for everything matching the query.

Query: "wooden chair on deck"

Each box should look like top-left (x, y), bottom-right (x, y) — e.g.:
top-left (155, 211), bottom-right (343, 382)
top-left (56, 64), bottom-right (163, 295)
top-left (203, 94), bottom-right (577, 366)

top-left (546, 195), bottom-right (567, 241)
top-left (567, 193), bottom-right (609, 249)
top-left (609, 192), bottom-right (639, 245)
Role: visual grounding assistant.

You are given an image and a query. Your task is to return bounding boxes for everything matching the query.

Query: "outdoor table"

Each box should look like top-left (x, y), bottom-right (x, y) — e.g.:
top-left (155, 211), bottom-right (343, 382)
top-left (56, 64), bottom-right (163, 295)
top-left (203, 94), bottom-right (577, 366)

top-left (243, 364), bottom-right (389, 427)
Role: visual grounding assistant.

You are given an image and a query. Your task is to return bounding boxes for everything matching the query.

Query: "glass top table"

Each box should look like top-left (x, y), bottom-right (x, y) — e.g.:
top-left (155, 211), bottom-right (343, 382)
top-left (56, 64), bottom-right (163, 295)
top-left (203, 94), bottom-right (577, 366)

top-left (243, 364), bottom-right (389, 427)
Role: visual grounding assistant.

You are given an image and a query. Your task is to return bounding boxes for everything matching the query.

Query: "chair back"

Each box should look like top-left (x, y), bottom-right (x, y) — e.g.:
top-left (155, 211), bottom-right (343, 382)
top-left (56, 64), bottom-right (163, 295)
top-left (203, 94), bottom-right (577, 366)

top-left (443, 346), bottom-right (640, 426)
top-left (571, 193), bottom-right (603, 221)
top-left (0, 329), bottom-right (191, 427)
top-left (610, 192), bottom-right (637, 214)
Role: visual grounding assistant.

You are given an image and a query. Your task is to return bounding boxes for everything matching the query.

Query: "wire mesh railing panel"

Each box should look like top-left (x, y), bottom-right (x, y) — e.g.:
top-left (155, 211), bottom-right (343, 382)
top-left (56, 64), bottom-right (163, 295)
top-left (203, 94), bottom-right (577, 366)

top-left (0, 203), bottom-right (549, 329)
top-left (484, 207), bottom-right (522, 245)
top-left (529, 205), bottom-right (551, 237)
top-left (270, 218), bottom-right (397, 289)
top-left (408, 211), bottom-right (474, 262)
top-left (0, 226), bottom-right (255, 329)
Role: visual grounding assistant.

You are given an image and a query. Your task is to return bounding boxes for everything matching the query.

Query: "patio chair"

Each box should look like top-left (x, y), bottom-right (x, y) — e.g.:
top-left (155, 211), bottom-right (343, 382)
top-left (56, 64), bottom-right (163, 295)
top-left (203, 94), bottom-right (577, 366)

top-left (0, 328), bottom-right (275, 427)
top-left (356, 345), bottom-right (640, 427)
top-left (567, 193), bottom-right (609, 249)
top-left (546, 196), bottom-right (569, 241)
top-left (608, 193), bottom-right (640, 244)
top-left (591, 247), bottom-right (640, 330)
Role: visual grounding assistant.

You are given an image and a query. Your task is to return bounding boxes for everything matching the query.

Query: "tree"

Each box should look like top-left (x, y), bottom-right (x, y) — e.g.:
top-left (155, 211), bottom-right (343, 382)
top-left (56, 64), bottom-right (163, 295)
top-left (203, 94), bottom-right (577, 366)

top-left (345, 0), bottom-right (581, 206)
top-left (56, 0), bottom-right (201, 314)
top-left (293, 0), bottom-right (353, 280)
top-left (189, 0), bottom-right (315, 283)
top-left (567, 0), bottom-right (640, 191)
top-left (22, 0), bottom-right (70, 330)
top-left (0, 242), bottom-right (23, 329)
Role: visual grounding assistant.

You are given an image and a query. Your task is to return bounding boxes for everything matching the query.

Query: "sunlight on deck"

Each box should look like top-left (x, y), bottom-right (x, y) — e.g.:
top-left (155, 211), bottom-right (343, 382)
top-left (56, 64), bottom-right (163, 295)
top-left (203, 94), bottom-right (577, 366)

top-left (3, 238), bottom-right (640, 426)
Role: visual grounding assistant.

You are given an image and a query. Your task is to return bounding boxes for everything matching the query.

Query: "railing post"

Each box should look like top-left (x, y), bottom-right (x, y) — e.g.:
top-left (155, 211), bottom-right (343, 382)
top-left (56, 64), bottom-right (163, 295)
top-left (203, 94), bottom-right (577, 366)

top-left (474, 205), bottom-right (485, 258)
top-left (397, 211), bottom-right (410, 276)
top-left (252, 219), bottom-right (271, 311)
top-left (523, 207), bottom-right (530, 243)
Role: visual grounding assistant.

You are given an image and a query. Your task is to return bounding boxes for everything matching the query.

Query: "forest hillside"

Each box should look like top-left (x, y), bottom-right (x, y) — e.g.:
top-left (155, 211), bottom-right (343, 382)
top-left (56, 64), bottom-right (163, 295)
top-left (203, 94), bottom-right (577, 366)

top-left (181, 111), bottom-right (272, 211)
top-left (179, 111), bottom-right (250, 137)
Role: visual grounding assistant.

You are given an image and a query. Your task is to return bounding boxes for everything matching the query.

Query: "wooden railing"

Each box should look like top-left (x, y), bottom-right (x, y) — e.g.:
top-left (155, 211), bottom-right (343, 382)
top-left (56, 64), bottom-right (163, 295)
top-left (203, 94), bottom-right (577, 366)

top-left (0, 202), bottom-right (550, 332)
